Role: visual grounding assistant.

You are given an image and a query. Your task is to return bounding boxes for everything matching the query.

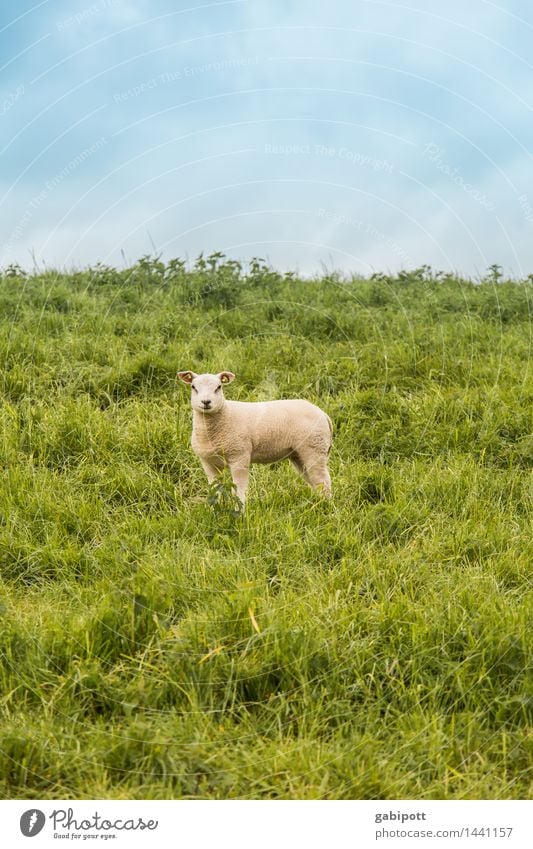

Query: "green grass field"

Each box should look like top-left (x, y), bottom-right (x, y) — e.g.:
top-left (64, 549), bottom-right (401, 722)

top-left (0, 257), bottom-right (531, 799)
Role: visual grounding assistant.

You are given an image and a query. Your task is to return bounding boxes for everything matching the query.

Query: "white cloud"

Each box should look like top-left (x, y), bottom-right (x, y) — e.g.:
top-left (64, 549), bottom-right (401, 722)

top-left (1, 0), bottom-right (532, 275)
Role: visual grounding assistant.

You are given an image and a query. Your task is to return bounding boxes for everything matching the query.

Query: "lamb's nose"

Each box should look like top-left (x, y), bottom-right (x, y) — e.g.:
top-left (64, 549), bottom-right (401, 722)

top-left (201, 399), bottom-right (211, 409)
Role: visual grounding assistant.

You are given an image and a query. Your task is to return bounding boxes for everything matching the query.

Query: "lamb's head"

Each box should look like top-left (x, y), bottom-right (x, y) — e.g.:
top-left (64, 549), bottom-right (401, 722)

top-left (178, 370), bottom-right (235, 414)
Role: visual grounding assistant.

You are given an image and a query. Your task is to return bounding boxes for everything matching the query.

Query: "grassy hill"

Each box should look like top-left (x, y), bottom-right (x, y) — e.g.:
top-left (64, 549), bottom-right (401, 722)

top-left (0, 257), bottom-right (531, 799)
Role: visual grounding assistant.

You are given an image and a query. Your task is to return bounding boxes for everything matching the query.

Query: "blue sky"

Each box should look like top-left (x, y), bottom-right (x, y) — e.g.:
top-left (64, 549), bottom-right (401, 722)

top-left (1, 0), bottom-right (533, 276)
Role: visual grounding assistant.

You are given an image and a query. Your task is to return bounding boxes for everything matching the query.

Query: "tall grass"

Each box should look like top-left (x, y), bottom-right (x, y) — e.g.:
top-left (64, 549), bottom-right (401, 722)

top-left (0, 257), bottom-right (531, 799)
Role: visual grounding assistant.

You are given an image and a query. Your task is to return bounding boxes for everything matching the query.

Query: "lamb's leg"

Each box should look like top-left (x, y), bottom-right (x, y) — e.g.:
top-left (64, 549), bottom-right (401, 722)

top-left (289, 453), bottom-right (306, 479)
top-left (315, 465), bottom-right (333, 498)
top-left (228, 461), bottom-right (250, 505)
top-left (299, 452), bottom-right (332, 498)
top-left (200, 457), bottom-right (224, 485)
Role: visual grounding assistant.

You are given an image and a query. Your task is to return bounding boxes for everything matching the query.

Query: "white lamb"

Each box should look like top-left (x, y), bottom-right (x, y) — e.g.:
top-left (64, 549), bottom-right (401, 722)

top-left (178, 370), bottom-right (333, 505)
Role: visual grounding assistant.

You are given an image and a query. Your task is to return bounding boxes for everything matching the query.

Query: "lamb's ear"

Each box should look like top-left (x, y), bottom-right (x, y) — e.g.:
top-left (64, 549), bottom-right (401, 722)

top-left (218, 371), bottom-right (235, 384)
top-left (177, 371), bottom-right (197, 384)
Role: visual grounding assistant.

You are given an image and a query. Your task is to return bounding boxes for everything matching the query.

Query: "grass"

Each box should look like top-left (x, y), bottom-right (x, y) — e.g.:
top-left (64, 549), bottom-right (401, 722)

top-left (0, 256), bottom-right (531, 799)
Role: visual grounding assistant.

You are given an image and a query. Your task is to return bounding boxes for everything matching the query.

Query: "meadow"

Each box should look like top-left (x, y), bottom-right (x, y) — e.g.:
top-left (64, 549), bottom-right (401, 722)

top-left (0, 256), bottom-right (531, 799)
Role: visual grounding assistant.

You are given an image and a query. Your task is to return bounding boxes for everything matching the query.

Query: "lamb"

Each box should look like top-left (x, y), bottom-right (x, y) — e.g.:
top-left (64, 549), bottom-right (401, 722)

top-left (178, 370), bottom-right (333, 505)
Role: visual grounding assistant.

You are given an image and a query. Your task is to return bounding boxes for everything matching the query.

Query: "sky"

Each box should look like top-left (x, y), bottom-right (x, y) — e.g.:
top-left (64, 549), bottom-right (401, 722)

top-left (1, 0), bottom-right (533, 276)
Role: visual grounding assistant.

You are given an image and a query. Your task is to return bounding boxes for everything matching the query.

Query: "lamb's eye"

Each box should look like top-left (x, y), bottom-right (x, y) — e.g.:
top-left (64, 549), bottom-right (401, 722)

top-left (192, 385), bottom-right (198, 393)
top-left (215, 385), bottom-right (222, 392)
